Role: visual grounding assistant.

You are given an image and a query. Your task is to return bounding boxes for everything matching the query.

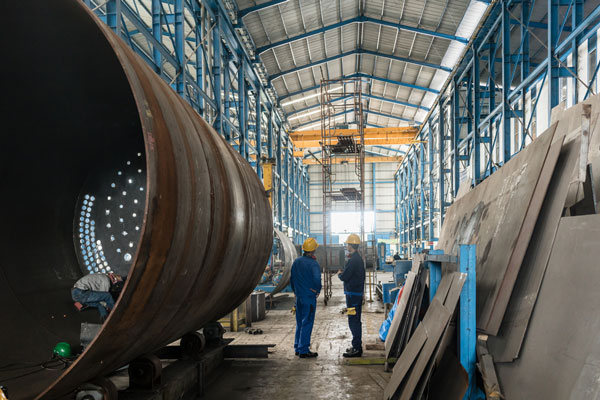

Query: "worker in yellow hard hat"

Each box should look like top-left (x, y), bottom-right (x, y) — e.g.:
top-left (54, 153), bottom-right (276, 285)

top-left (337, 233), bottom-right (365, 358)
top-left (290, 237), bottom-right (321, 358)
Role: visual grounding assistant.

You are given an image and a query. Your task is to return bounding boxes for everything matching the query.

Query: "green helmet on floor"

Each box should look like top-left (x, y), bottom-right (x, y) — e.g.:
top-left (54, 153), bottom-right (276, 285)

top-left (53, 342), bottom-right (71, 358)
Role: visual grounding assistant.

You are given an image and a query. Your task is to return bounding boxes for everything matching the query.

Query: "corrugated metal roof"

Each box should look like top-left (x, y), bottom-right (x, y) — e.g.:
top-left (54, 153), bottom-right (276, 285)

top-left (236, 0), bottom-right (489, 154)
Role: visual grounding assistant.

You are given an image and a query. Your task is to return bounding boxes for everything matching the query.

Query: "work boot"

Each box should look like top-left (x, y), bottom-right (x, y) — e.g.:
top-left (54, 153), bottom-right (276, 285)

top-left (299, 351), bottom-right (318, 358)
top-left (295, 352), bottom-right (299, 356)
top-left (343, 348), bottom-right (362, 358)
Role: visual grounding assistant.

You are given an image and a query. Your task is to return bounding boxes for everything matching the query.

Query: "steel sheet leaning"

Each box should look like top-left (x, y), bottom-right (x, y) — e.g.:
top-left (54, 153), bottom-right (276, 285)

top-left (488, 138), bottom-right (580, 361)
top-left (436, 124), bottom-right (562, 335)
top-left (496, 215), bottom-right (600, 400)
top-left (0, 1), bottom-right (273, 398)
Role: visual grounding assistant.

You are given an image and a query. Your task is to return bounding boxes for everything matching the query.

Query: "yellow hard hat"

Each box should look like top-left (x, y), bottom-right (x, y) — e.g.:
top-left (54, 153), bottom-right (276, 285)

top-left (345, 234), bottom-right (361, 245)
top-left (302, 237), bottom-right (318, 252)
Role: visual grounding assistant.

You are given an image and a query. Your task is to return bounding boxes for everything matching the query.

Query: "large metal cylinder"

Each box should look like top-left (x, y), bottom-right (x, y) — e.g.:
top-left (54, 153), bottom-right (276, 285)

top-left (0, 1), bottom-right (272, 398)
top-left (270, 230), bottom-right (297, 296)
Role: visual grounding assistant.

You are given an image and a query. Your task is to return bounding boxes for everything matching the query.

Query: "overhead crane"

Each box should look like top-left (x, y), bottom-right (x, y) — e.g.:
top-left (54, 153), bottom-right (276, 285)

top-left (290, 127), bottom-right (421, 149)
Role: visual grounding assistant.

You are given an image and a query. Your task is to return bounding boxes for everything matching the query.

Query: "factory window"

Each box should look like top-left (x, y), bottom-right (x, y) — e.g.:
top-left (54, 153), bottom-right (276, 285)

top-left (589, 46), bottom-right (597, 91)
top-left (331, 211), bottom-right (375, 236)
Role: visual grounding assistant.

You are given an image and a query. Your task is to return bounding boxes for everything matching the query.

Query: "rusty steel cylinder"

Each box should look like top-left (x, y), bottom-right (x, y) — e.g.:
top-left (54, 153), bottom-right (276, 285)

top-left (0, 1), bottom-right (272, 398)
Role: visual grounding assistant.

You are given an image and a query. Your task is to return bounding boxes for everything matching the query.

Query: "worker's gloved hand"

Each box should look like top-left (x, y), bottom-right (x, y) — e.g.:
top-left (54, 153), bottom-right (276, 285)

top-left (291, 306), bottom-right (296, 315)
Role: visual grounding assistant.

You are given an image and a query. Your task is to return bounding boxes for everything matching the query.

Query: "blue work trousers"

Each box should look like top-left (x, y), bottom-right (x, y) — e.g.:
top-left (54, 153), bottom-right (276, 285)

top-left (346, 295), bottom-right (363, 350)
top-left (294, 296), bottom-right (316, 354)
top-left (71, 288), bottom-right (114, 319)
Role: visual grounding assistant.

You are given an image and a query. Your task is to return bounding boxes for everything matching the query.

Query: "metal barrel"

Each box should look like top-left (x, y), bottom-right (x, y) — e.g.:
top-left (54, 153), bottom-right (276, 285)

top-left (0, 1), bottom-right (272, 398)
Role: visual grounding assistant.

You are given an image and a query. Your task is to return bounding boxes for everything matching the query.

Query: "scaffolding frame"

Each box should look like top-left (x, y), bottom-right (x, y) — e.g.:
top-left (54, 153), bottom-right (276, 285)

top-left (320, 77), bottom-right (366, 305)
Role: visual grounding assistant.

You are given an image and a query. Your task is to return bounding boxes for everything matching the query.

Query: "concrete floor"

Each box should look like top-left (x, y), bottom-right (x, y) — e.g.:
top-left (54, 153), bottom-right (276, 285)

top-left (204, 273), bottom-right (392, 399)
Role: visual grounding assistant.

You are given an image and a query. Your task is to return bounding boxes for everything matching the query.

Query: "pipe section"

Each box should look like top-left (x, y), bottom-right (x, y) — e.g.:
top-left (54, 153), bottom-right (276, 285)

top-left (271, 230), bottom-right (298, 295)
top-left (0, 1), bottom-right (272, 398)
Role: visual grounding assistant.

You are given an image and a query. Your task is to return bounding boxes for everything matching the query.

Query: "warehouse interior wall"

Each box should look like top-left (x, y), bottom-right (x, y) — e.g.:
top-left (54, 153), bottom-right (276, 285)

top-left (309, 162), bottom-right (397, 244)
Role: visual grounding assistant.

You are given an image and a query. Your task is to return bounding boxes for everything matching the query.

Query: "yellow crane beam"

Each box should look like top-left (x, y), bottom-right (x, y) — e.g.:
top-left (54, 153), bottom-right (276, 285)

top-left (290, 126), bottom-right (419, 141)
top-left (293, 138), bottom-right (420, 148)
top-left (290, 127), bottom-right (420, 149)
top-left (303, 156), bottom-right (403, 165)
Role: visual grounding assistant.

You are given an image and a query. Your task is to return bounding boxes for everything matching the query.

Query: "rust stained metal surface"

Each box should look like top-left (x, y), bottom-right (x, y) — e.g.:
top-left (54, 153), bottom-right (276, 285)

top-left (496, 215), bottom-right (600, 400)
top-left (488, 138), bottom-right (580, 362)
top-left (0, 1), bottom-right (272, 399)
top-left (436, 124), bottom-right (561, 335)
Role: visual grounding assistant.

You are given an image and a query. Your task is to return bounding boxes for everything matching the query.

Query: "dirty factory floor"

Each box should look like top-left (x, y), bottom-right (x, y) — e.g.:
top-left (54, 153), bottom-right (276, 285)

top-left (204, 272), bottom-right (393, 399)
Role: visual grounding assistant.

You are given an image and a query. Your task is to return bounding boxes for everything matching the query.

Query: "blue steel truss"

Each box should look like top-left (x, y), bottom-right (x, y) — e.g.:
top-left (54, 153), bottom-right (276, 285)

top-left (395, 0), bottom-right (600, 256)
top-left (255, 16), bottom-right (469, 55)
top-left (85, 0), bottom-right (310, 243)
top-left (269, 49), bottom-right (452, 82)
top-left (279, 72), bottom-right (440, 102)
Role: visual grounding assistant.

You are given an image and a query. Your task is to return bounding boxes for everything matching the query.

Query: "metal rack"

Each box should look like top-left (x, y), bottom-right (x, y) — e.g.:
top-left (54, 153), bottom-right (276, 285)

top-left (320, 77), bottom-right (366, 305)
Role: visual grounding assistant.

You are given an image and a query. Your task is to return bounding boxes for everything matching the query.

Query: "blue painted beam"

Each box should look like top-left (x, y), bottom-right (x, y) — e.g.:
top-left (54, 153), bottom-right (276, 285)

top-left (510, 18), bottom-right (572, 31)
top-left (293, 108), bottom-right (422, 129)
top-left (373, 146), bottom-right (407, 155)
top-left (287, 93), bottom-right (429, 119)
top-left (238, 0), bottom-right (289, 18)
top-left (119, 2), bottom-right (217, 110)
top-left (279, 72), bottom-right (438, 102)
top-left (367, 93), bottom-right (430, 111)
top-left (269, 50), bottom-right (450, 82)
top-left (256, 16), bottom-right (468, 54)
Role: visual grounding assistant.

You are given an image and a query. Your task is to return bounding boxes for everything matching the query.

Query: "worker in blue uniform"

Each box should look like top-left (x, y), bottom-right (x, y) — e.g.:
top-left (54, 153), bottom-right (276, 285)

top-left (337, 233), bottom-right (366, 358)
top-left (290, 237), bottom-right (322, 358)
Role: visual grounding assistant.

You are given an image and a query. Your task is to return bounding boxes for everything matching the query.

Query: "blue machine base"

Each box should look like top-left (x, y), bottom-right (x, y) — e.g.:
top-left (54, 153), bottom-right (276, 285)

top-left (380, 264), bottom-right (395, 272)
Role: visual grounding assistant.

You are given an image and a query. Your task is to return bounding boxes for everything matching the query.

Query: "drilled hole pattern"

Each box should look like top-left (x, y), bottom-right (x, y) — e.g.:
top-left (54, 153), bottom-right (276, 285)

top-left (75, 152), bottom-right (146, 276)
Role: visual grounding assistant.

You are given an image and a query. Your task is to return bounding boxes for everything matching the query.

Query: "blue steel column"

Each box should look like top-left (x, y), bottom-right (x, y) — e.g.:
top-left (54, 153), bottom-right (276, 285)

top-left (406, 162), bottom-right (411, 251)
top-left (106, 0), bottom-right (122, 37)
top-left (400, 169), bottom-right (410, 255)
top-left (292, 158), bottom-right (297, 240)
top-left (419, 145), bottom-right (425, 245)
top-left (472, 49), bottom-right (481, 183)
top-left (194, 3), bottom-right (204, 113)
top-left (438, 103), bottom-right (446, 223)
top-left (255, 89), bottom-right (262, 177)
top-left (502, 0), bottom-right (512, 162)
top-left (212, 14), bottom-right (222, 134)
top-left (572, 0), bottom-right (584, 103)
top-left (459, 244), bottom-right (477, 399)
top-left (373, 163), bottom-right (377, 237)
top-left (174, 0), bottom-right (185, 96)
top-left (453, 79), bottom-right (461, 196)
top-left (285, 143), bottom-right (290, 231)
top-left (223, 55), bottom-right (232, 142)
top-left (238, 62), bottom-right (247, 159)
top-left (268, 108), bottom-right (274, 158)
top-left (521, 0), bottom-right (531, 148)
top-left (548, 0), bottom-right (560, 124)
top-left (277, 128), bottom-right (283, 228)
top-left (428, 126), bottom-right (434, 245)
top-left (152, 0), bottom-right (162, 74)
top-left (306, 169), bottom-right (310, 239)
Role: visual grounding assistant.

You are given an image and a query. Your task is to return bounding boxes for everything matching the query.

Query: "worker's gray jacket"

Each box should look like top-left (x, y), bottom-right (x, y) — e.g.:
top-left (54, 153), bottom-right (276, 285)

top-left (73, 273), bottom-right (111, 292)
